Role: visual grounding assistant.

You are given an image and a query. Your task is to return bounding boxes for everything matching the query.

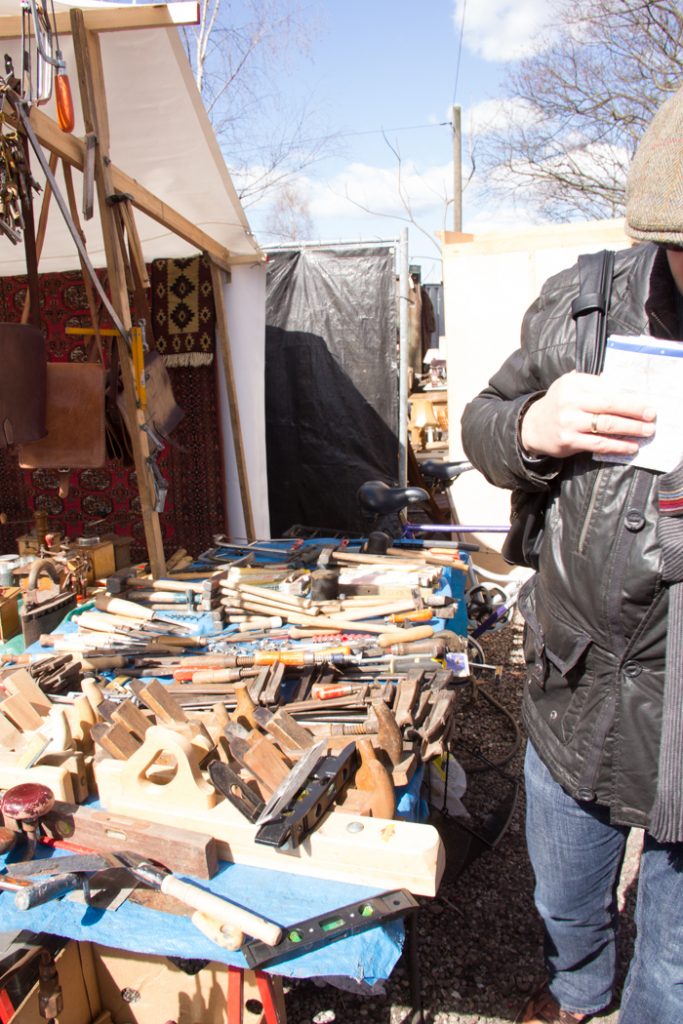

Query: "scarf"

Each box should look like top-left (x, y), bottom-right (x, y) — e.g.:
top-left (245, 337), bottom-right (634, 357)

top-left (650, 461), bottom-right (683, 842)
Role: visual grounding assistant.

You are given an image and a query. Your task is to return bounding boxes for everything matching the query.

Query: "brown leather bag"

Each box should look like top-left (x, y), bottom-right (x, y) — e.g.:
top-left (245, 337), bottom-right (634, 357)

top-left (0, 323), bottom-right (47, 447)
top-left (18, 362), bottom-right (106, 495)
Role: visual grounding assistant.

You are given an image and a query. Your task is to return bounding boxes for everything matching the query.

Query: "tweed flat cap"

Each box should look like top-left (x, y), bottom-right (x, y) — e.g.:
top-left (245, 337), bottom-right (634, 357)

top-left (626, 86), bottom-right (683, 245)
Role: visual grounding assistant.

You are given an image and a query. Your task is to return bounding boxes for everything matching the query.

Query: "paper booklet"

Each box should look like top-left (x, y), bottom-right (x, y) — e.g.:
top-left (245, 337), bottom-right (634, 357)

top-left (595, 334), bottom-right (683, 473)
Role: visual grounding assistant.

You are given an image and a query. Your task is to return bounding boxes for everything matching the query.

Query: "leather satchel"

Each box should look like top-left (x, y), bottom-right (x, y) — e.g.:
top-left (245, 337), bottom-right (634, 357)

top-left (502, 250), bottom-right (615, 569)
top-left (0, 323), bottom-right (47, 447)
top-left (18, 362), bottom-right (106, 493)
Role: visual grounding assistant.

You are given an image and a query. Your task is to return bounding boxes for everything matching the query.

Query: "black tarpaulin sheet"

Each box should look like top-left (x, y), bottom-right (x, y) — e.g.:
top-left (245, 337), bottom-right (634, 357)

top-left (266, 246), bottom-right (398, 535)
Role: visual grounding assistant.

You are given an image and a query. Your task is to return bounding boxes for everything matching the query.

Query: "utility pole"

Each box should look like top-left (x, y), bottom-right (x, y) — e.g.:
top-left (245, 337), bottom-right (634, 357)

top-left (452, 104), bottom-right (462, 232)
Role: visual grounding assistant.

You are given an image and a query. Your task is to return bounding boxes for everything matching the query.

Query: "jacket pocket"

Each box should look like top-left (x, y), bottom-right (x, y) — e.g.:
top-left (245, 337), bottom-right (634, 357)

top-left (519, 578), bottom-right (594, 742)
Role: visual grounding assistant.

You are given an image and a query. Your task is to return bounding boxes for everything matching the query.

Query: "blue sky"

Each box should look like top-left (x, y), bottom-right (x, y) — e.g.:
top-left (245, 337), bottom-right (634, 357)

top-left (234, 0), bottom-right (552, 282)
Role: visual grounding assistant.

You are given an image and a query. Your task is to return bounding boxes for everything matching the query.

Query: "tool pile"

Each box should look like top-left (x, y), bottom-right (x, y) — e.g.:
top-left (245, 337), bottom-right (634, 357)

top-left (0, 539), bottom-right (479, 951)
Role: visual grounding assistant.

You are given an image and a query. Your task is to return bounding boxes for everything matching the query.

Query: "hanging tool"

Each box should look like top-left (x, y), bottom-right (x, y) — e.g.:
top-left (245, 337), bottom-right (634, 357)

top-left (21, 0), bottom-right (74, 130)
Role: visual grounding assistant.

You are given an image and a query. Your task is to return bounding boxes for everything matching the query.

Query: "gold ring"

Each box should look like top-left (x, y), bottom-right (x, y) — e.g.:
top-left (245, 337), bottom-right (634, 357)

top-left (590, 413), bottom-right (599, 434)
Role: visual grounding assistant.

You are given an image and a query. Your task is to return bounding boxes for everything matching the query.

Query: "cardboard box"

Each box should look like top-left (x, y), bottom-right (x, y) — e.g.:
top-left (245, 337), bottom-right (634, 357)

top-left (101, 534), bottom-right (134, 571)
top-left (8, 941), bottom-right (282, 1024)
top-left (70, 540), bottom-right (116, 584)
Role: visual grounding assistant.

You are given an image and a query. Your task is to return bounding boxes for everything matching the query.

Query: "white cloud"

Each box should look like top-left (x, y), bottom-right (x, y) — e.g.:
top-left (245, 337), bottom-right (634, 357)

top-left (307, 161), bottom-right (453, 223)
top-left (464, 97), bottom-right (538, 137)
top-left (453, 0), bottom-right (553, 62)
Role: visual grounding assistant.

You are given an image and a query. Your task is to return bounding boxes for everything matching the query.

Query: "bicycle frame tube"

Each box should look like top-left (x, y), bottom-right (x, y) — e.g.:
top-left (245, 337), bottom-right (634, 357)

top-left (402, 522), bottom-right (509, 538)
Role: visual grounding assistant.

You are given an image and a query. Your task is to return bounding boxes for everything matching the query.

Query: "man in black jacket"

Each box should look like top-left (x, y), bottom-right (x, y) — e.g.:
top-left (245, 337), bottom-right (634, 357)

top-left (461, 86), bottom-right (683, 1024)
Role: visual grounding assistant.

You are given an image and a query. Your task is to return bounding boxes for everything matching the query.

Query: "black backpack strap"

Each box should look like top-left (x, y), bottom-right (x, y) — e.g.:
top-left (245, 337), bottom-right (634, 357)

top-left (571, 249), bottom-right (615, 375)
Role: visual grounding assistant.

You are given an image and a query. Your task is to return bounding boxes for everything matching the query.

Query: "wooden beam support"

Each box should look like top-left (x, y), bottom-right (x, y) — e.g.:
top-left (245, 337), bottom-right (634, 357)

top-left (0, 2), bottom-right (200, 39)
top-left (70, 8), bottom-right (166, 579)
top-left (210, 261), bottom-right (256, 542)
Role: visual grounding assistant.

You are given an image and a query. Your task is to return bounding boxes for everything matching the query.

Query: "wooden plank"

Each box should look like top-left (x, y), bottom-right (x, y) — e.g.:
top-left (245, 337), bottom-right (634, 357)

top-left (41, 798), bottom-right (219, 879)
top-left (70, 9), bottom-right (167, 579)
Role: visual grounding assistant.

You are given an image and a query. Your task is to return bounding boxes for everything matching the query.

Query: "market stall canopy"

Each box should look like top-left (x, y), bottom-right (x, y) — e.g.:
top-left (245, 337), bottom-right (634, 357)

top-left (0, 0), bottom-right (263, 276)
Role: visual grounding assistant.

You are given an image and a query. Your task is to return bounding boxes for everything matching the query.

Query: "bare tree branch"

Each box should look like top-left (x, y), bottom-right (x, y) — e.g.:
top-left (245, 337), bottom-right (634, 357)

top-left (180, 0), bottom-right (337, 212)
top-left (475, 0), bottom-right (683, 220)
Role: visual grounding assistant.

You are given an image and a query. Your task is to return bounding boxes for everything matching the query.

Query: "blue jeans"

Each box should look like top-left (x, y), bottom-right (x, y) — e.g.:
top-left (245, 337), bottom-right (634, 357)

top-left (525, 741), bottom-right (683, 1022)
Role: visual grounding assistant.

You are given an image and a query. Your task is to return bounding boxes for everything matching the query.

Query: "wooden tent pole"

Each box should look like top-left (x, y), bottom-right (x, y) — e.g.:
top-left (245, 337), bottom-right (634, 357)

top-left (69, 7), bottom-right (167, 578)
top-left (209, 260), bottom-right (255, 541)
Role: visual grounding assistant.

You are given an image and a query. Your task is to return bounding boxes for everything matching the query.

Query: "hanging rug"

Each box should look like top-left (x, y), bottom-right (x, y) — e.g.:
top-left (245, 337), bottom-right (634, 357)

top-left (151, 255), bottom-right (216, 367)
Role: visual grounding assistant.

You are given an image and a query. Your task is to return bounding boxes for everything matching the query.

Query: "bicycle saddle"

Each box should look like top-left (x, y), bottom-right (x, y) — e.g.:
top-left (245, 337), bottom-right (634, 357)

top-left (420, 459), bottom-right (473, 482)
top-left (357, 480), bottom-right (429, 515)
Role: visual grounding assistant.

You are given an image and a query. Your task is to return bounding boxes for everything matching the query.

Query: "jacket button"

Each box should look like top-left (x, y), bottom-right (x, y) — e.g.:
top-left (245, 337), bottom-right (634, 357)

top-left (549, 710), bottom-right (558, 721)
top-left (623, 661), bottom-right (642, 677)
top-left (624, 509), bottom-right (645, 532)
top-left (577, 788), bottom-right (595, 801)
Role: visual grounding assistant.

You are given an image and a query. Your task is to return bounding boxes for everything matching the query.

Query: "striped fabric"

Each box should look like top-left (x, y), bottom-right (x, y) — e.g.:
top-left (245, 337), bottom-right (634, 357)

top-left (651, 462), bottom-right (683, 842)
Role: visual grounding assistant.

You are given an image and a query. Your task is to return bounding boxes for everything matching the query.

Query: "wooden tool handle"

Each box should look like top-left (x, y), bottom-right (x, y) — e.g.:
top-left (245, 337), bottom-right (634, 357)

top-left (159, 875), bottom-right (282, 946)
top-left (190, 910), bottom-right (244, 950)
top-left (376, 625), bottom-right (434, 648)
top-left (95, 594), bottom-right (155, 622)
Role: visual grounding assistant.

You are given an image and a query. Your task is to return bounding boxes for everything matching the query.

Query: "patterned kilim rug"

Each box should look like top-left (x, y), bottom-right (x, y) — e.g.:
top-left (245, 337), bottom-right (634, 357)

top-left (0, 259), bottom-right (225, 563)
top-left (151, 255), bottom-right (216, 367)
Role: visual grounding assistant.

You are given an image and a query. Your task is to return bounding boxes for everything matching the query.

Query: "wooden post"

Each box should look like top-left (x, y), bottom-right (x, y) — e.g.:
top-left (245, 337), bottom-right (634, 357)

top-left (70, 8), bottom-right (167, 578)
top-left (210, 260), bottom-right (256, 541)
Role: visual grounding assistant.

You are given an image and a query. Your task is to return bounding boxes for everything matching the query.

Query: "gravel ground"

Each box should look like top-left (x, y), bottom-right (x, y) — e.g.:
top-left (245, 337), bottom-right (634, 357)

top-left (282, 621), bottom-right (643, 1024)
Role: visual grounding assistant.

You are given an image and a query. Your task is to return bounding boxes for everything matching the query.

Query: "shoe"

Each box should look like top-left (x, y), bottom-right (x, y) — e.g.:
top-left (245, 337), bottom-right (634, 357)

top-left (520, 988), bottom-right (590, 1023)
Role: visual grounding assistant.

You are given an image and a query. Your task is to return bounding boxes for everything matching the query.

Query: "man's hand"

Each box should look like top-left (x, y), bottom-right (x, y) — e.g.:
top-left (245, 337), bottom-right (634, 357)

top-left (520, 371), bottom-right (657, 458)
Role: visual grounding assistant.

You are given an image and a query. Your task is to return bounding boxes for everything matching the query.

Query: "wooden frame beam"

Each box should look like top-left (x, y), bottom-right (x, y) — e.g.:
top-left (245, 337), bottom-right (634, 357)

top-left (70, 6), bottom-right (167, 579)
top-left (0, 2), bottom-right (200, 39)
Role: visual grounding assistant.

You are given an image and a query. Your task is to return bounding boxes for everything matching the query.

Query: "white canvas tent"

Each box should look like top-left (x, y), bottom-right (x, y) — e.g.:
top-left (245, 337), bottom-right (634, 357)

top-left (0, 0), bottom-right (270, 564)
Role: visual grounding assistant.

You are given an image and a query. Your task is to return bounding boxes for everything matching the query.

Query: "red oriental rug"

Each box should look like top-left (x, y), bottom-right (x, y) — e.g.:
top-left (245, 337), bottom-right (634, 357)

top-left (0, 260), bottom-right (225, 564)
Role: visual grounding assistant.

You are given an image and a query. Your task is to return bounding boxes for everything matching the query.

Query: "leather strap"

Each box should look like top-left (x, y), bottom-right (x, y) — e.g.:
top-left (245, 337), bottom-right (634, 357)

top-left (572, 249), bottom-right (615, 375)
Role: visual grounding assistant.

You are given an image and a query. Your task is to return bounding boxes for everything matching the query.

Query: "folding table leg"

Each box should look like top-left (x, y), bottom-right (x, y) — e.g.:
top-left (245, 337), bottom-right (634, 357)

top-left (255, 971), bottom-right (287, 1023)
top-left (226, 966), bottom-right (287, 1024)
